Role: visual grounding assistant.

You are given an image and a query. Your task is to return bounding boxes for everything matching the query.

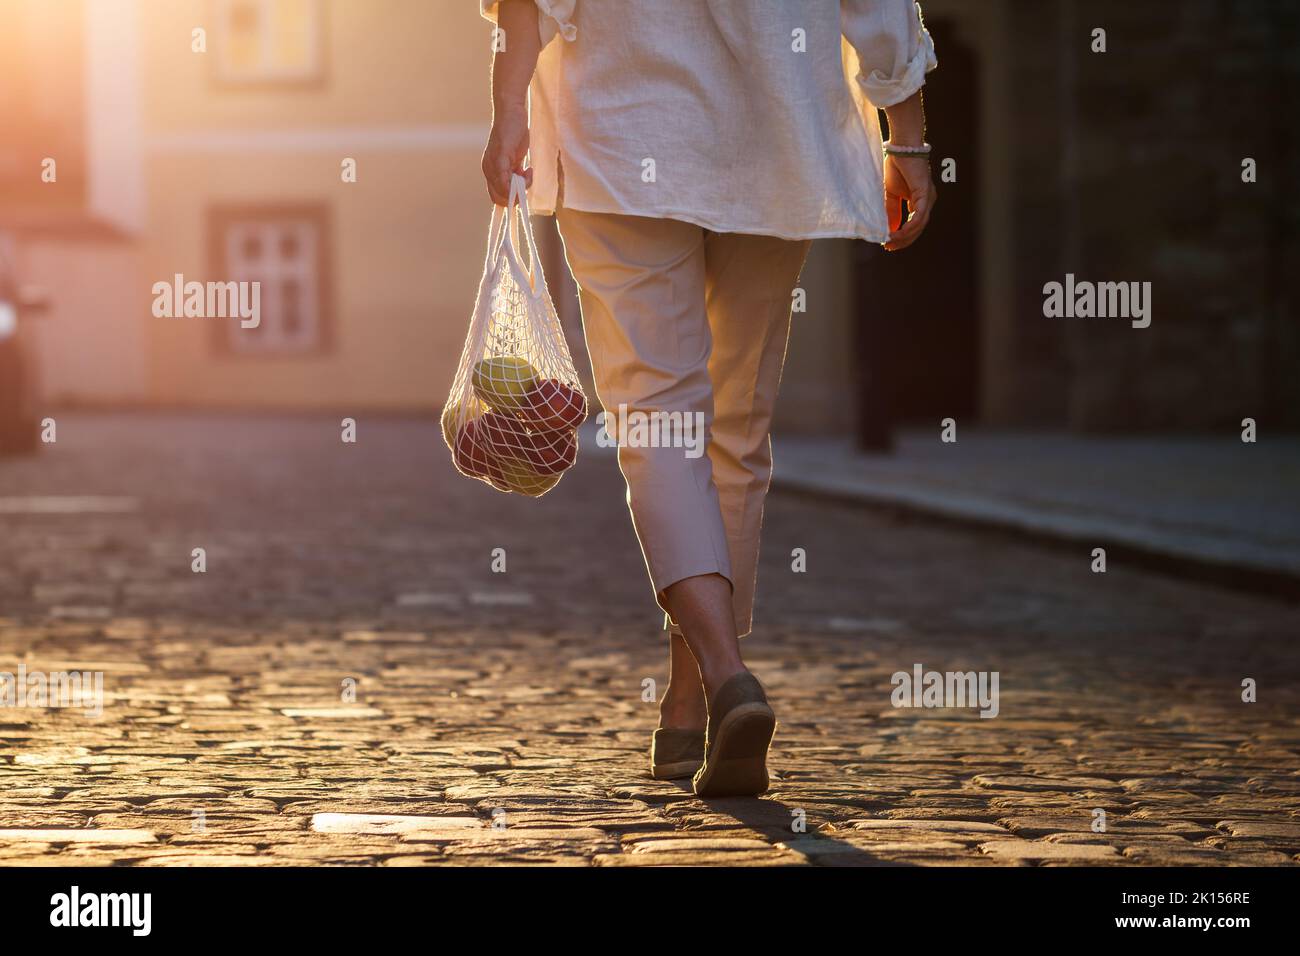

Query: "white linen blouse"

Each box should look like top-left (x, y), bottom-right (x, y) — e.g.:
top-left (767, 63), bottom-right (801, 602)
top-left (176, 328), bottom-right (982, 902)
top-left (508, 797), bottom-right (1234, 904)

top-left (480, 1), bottom-right (937, 242)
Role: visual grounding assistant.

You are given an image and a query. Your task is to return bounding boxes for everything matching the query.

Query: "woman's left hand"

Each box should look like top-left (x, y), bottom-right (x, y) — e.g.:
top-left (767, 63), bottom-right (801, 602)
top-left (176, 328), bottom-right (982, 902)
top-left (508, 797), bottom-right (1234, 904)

top-left (482, 103), bottom-right (532, 207)
top-left (882, 154), bottom-right (936, 251)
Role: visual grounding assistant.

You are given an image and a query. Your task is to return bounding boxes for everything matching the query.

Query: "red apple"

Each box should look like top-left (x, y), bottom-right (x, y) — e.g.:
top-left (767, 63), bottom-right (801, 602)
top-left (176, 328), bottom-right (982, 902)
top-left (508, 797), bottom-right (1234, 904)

top-left (480, 411), bottom-right (533, 460)
top-left (520, 379), bottom-right (587, 432)
top-left (482, 411), bottom-right (577, 475)
top-left (453, 417), bottom-right (492, 478)
top-left (485, 455), bottom-right (510, 491)
top-left (526, 427), bottom-right (577, 476)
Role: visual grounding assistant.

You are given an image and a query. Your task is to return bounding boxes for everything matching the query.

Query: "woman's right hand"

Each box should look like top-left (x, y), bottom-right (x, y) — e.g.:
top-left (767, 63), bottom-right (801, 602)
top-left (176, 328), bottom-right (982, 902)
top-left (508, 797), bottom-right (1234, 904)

top-left (482, 104), bottom-right (533, 206)
top-left (882, 153), bottom-right (936, 252)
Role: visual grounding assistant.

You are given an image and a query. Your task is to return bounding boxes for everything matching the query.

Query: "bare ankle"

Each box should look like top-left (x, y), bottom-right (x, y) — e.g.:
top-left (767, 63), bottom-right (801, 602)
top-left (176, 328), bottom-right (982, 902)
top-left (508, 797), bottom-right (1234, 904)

top-left (697, 660), bottom-right (746, 701)
top-left (659, 682), bottom-right (707, 730)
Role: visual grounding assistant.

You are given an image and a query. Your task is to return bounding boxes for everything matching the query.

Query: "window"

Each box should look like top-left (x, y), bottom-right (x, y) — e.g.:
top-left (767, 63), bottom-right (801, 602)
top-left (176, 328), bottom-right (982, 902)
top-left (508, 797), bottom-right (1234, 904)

top-left (209, 205), bottom-right (331, 356)
top-left (213, 0), bottom-right (324, 85)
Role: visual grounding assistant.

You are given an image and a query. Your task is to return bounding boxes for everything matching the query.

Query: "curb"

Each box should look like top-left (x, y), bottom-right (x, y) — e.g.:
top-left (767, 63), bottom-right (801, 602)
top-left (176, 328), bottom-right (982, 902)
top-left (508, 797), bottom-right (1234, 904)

top-left (771, 473), bottom-right (1300, 604)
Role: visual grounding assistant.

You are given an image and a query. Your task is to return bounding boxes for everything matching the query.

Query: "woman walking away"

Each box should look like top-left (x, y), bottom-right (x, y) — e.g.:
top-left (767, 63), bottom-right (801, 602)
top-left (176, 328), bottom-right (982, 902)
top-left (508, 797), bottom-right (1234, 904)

top-left (480, 0), bottom-right (937, 796)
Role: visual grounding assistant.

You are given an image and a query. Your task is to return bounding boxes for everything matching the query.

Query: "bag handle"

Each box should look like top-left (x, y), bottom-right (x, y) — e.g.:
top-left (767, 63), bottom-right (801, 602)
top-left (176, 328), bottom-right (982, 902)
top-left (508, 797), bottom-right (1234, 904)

top-left (485, 202), bottom-right (510, 271)
top-left (499, 173), bottom-right (546, 301)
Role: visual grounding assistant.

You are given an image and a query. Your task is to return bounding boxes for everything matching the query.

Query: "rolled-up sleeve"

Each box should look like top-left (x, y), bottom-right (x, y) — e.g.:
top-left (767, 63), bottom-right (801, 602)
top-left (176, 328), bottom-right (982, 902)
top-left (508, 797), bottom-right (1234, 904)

top-left (480, 1), bottom-right (577, 47)
top-left (842, 0), bottom-right (937, 109)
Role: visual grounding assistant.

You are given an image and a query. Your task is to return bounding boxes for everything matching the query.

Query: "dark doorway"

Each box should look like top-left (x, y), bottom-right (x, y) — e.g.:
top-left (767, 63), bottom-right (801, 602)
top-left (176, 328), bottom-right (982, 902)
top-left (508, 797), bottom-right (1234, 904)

top-left (852, 19), bottom-right (980, 450)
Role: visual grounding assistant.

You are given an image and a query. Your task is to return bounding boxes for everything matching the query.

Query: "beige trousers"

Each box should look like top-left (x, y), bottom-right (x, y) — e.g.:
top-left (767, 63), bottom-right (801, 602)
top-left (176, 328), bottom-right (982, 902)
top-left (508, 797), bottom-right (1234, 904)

top-left (556, 208), bottom-right (811, 638)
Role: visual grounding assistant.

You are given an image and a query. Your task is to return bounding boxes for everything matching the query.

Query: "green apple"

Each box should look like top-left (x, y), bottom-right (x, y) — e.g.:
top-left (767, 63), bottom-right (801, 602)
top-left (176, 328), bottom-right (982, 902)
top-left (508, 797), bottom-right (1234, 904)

top-left (472, 357), bottom-right (540, 413)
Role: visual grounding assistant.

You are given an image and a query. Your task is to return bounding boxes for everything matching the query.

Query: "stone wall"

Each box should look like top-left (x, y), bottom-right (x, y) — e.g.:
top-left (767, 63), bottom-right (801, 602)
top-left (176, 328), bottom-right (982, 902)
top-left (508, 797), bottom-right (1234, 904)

top-left (1009, 0), bottom-right (1300, 431)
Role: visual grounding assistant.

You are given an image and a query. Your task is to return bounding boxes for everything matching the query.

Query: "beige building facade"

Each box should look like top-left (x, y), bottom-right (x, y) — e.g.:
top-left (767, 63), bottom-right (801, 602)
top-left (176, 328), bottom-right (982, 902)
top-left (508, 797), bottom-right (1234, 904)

top-left (135, 0), bottom-right (494, 411)
top-left (8, 0), bottom-right (498, 414)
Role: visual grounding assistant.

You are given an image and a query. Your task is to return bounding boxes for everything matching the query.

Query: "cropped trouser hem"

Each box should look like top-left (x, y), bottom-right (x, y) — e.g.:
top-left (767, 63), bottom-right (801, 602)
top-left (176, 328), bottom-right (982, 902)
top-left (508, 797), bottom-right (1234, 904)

top-left (556, 208), bottom-right (810, 642)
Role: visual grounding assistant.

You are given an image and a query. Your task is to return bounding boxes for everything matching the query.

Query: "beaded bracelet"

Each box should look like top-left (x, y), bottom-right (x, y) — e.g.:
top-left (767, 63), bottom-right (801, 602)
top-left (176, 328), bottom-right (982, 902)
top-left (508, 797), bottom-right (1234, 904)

top-left (883, 141), bottom-right (932, 157)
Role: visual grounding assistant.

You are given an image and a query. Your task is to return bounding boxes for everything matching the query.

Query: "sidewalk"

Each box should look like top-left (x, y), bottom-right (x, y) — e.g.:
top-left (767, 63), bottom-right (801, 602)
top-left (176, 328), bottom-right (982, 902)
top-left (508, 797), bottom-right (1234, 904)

top-left (771, 430), bottom-right (1300, 597)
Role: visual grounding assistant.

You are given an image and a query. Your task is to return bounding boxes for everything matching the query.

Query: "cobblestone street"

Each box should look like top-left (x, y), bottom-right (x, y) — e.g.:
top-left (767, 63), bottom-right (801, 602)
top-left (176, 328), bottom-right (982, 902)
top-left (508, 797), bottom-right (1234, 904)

top-left (1, 414), bottom-right (1297, 866)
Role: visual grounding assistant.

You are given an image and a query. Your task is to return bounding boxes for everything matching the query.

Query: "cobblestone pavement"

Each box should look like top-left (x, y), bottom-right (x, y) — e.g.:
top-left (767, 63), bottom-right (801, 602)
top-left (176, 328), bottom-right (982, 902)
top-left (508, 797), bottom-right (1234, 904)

top-left (1, 414), bottom-right (1297, 866)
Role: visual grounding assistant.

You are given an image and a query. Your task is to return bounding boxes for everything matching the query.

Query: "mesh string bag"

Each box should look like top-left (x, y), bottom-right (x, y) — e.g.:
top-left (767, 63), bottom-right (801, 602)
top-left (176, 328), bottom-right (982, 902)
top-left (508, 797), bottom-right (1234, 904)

top-left (441, 173), bottom-right (587, 496)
